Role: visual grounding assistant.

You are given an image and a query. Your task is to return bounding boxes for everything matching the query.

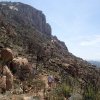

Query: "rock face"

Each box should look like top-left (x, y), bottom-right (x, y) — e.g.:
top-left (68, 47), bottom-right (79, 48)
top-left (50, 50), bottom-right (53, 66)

top-left (0, 2), bottom-right (51, 35)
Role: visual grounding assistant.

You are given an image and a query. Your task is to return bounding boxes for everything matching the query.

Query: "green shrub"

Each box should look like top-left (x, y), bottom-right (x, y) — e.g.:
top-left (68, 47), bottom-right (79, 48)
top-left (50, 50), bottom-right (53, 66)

top-left (55, 83), bottom-right (71, 98)
top-left (45, 83), bottom-right (72, 100)
top-left (83, 84), bottom-right (96, 100)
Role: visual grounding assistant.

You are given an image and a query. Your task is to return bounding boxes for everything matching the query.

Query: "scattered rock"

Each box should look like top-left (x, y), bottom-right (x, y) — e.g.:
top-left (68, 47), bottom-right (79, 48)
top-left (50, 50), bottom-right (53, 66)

top-left (12, 57), bottom-right (28, 66)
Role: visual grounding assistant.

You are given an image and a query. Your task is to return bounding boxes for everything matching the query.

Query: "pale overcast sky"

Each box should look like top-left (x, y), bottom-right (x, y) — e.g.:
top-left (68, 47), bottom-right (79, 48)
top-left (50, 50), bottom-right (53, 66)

top-left (1, 0), bottom-right (100, 61)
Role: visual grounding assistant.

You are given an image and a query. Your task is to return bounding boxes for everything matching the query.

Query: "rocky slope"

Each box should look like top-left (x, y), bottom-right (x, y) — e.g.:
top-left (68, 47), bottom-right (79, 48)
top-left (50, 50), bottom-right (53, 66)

top-left (0, 1), bottom-right (100, 100)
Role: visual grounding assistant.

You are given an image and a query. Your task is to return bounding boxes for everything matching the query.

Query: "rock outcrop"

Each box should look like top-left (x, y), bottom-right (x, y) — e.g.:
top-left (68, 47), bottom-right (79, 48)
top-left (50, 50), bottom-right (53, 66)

top-left (3, 65), bottom-right (13, 91)
top-left (0, 76), bottom-right (6, 93)
top-left (1, 48), bottom-right (13, 63)
top-left (0, 2), bottom-right (51, 35)
top-left (9, 57), bottom-right (33, 80)
top-left (0, 65), bottom-right (13, 92)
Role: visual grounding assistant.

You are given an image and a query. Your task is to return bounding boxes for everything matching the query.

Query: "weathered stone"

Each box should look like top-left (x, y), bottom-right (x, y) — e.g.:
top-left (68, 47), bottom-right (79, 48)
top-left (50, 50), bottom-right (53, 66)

top-left (22, 96), bottom-right (34, 100)
top-left (1, 48), bottom-right (13, 63)
top-left (0, 76), bottom-right (6, 93)
top-left (14, 57), bottom-right (28, 65)
top-left (10, 57), bottom-right (33, 80)
top-left (12, 57), bottom-right (28, 67)
top-left (3, 66), bottom-right (13, 91)
top-left (11, 57), bottom-right (29, 72)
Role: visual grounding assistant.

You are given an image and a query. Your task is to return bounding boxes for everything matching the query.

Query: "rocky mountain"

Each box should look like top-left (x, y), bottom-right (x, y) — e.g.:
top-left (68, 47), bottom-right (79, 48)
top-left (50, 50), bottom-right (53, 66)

top-left (0, 2), bottom-right (51, 35)
top-left (0, 1), bottom-right (100, 100)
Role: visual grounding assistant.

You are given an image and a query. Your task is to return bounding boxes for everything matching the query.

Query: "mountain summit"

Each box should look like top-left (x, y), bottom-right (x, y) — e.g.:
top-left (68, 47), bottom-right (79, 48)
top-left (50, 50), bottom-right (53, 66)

top-left (0, 2), bottom-right (51, 35)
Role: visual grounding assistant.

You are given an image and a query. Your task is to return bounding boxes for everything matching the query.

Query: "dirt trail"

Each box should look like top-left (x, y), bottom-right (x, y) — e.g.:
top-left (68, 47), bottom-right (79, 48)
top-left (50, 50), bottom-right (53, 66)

top-left (40, 74), bottom-right (49, 89)
top-left (39, 74), bottom-right (58, 99)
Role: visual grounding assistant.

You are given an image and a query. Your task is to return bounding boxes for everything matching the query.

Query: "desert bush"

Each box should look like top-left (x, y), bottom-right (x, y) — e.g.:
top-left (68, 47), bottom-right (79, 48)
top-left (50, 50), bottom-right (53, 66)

top-left (45, 83), bottom-right (72, 100)
top-left (83, 84), bottom-right (96, 100)
top-left (26, 79), bottom-right (45, 91)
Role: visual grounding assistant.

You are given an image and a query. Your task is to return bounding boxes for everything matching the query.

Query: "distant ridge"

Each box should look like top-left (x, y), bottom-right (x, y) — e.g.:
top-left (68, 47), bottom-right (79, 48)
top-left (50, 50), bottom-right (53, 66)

top-left (89, 60), bottom-right (100, 67)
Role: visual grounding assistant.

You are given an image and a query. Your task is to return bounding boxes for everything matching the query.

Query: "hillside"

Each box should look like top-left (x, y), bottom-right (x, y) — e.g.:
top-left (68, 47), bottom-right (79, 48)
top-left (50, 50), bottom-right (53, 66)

top-left (0, 2), bottom-right (100, 100)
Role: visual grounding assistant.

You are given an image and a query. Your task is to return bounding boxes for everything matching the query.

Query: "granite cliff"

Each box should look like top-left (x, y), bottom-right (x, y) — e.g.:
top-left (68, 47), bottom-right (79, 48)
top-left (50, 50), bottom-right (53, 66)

top-left (0, 2), bottom-right (51, 35)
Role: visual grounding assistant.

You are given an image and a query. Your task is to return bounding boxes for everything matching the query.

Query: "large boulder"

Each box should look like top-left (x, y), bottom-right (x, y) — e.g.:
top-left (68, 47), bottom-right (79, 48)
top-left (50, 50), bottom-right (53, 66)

top-left (0, 48), bottom-right (13, 63)
top-left (0, 65), bottom-right (13, 90)
top-left (10, 57), bottom-right (29, 73)
top-left (12, 57), bottom-right (28, 66)
top-left (0, 66), bottom-right (13, 90)
top-left (10, 57), bottom-right (33, 80)
top-left (0, 76), bottom-right (6, 93)
top-left (3, 65), bottom-right (13, 91)
top-left (0, 64), bottom-right (13, 91)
